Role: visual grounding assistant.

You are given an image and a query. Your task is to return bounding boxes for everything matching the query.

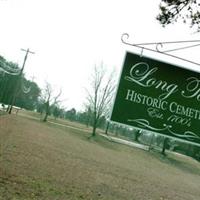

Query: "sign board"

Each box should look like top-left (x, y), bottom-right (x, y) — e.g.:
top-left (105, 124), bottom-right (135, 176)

top-left (111, 52), bottom-right (200, 144)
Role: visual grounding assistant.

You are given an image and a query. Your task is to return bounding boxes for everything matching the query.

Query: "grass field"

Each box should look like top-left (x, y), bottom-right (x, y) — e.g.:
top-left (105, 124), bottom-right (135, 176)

top-left (0, 113), bottom-right (200, 200)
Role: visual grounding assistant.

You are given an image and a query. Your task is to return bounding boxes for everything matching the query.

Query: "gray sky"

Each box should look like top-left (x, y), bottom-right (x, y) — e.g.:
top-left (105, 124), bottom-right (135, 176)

top-left (0, 0), bottom-right (200, 110)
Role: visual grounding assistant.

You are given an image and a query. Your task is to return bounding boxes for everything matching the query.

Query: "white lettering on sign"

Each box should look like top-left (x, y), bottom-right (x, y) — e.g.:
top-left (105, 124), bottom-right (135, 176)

top-left (181, 77), bottom-right (200, 101)
top-left (125, 89), bottom-right (168, 111)
top-left (124, 62), bottom-right (178, 100)
top-left (169, 101), bottom-right (200, 120)
top-left (125, 89), bottom-right (200, 122)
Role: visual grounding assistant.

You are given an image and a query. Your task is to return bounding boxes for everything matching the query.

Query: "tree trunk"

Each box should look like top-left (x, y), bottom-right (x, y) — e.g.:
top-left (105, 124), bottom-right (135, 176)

top-left (92, 117), bottom-right (97, 136)
top-left (161, 138), bottom-right (169, 155)
top-left (43, 112), bottom-right (48, 122)
top-left (7, 105), bottom-right (11, 113)
top-left (135, 130), bottom-right (141, 142)
top-left (105, 121), bottom-right (110, 135)
top-left (92, 126), bottom-right (96, 136)
top-left (43, 101), bottom-right (49, 122)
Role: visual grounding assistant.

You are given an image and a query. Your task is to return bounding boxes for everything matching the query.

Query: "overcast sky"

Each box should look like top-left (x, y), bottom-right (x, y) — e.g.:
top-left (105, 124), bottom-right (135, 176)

top-left (0, 0), bottom-right (200, 111)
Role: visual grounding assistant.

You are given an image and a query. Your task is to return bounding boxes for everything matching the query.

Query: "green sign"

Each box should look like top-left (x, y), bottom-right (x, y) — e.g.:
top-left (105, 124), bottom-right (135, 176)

top-left (111, 52), bottom-right (200, 144)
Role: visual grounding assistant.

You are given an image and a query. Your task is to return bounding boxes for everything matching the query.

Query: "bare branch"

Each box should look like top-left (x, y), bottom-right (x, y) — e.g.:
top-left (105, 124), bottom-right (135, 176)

top-left (85, 64), bottom-right (116, 136)
top-left (157, 0), bottom-right (200, 31)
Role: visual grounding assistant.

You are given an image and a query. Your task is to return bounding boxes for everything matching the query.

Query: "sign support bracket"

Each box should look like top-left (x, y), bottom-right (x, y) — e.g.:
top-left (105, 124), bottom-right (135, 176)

top-left (121, 33), bottom-right (200, 67)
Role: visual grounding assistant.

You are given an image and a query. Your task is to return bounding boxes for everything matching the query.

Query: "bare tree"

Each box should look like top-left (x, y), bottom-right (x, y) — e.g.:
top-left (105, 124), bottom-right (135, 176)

top-left (85, 64), bottom-right (116, 137)
top-left (41, 82), bottom-right (62, 122)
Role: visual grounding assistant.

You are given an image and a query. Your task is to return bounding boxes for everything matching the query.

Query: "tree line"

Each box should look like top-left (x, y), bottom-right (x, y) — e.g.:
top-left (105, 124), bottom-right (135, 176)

top-left (0, 55), bottom-right (116, 137)
top-left (0, 55), bottom-right (40, 111)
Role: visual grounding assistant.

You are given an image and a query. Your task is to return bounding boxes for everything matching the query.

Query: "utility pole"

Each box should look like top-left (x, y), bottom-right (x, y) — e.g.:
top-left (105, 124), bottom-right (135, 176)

top-left (8, 48), bottom-right (35, 114)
